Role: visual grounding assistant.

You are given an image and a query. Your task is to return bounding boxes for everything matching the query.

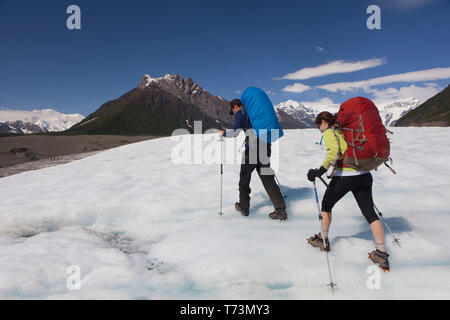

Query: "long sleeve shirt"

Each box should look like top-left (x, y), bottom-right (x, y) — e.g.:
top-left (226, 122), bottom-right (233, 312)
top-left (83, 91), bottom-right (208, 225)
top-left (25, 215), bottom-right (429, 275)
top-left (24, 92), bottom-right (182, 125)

top-left (223, 109), bottom-right (251, 138)
top-left (322, 128), bottom-right (366, 176)
top-left (322, 128), bottom-right (348, 170)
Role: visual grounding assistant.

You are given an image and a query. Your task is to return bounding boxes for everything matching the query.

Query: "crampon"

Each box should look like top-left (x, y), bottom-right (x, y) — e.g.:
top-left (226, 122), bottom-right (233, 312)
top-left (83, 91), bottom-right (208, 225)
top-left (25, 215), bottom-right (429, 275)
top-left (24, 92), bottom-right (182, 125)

top-left (307, 233), bottom-right (331, 253)
top-left (368, 249), bottom-right (390, 272)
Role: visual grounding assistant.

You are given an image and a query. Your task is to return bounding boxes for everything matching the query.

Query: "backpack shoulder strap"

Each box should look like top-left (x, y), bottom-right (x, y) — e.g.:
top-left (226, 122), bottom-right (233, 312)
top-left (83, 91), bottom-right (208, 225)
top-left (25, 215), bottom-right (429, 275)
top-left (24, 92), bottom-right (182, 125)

top-left (327, 126), bottom-right (342, 178)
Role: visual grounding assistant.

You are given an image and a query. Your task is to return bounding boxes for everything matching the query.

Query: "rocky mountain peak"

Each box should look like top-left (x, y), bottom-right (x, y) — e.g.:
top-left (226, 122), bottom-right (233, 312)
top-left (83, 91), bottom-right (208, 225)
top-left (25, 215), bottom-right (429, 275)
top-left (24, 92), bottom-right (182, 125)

top-left (138, 74), bottom-right (154, 88)
top-left (138, 74), bottom-right (202, 94)
top-left (383, 97), bottom-right (419, 110)
top-left (0, 120), bottom-right (48, 134)
top-left (136, 73), bottom-right (232, 123)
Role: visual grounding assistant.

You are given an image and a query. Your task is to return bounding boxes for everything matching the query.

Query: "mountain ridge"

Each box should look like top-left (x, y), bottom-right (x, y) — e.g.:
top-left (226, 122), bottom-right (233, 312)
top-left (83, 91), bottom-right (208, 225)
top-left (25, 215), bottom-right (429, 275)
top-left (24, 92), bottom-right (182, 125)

top-left (68, 79), bottom-right (225, 135)
top-left (0, 120), bottom-right (48, 134)
top-left (275, 97), bottom-right (421, 128)
top-left (396, 85), bottom-right (450, 127)
top-left (0, 108), bottom-right (85, 133)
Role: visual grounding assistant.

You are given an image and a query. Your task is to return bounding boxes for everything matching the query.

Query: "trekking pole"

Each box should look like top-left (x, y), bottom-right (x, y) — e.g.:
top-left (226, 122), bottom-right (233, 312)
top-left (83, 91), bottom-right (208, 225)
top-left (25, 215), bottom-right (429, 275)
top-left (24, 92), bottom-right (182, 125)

top-left (318, 177), bottom-right (401, 248)
top-left (274, 175), bottom-right (288, 199)
top-left (312, 181), bottom-right (337, 295)
top-left (315, 136), bottom-right (323, 145)
top-left (373, 204), bottom-right (401, 248)
top-left (219, 135), bottom-right (223, 216)
top-left (216, 120), bottom-right (224, 216)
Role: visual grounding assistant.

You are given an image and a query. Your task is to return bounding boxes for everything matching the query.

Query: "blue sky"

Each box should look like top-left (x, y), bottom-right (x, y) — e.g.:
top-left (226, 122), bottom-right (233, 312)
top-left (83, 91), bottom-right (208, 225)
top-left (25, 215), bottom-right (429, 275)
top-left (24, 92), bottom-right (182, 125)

top-left (0, 0), bottom-right (449, 116)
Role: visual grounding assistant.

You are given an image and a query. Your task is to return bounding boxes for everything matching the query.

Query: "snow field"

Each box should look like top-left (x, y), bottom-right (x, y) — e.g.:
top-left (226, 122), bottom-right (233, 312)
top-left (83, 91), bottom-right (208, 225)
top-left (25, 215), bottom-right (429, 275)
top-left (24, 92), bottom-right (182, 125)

top-left (0, 128), bottom-right (449, 299)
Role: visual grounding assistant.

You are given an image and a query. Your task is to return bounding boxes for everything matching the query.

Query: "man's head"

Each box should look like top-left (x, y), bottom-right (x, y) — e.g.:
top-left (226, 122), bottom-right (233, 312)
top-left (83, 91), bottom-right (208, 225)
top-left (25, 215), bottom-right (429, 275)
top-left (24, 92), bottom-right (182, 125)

top-left (229, 99), bottom-right (243, 115)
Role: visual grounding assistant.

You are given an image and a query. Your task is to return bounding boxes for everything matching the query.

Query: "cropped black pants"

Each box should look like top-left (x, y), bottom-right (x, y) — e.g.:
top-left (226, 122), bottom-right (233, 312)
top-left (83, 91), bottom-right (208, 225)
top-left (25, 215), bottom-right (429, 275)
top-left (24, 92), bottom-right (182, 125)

top-left (321, 173), bottom-right (379, 224)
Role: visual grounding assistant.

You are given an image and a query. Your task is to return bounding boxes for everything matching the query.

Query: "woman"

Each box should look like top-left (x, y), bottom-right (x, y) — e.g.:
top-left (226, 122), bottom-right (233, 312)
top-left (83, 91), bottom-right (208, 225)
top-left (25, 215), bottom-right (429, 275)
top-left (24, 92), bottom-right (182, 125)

top-left (306, 111), bottom-right (390, 272)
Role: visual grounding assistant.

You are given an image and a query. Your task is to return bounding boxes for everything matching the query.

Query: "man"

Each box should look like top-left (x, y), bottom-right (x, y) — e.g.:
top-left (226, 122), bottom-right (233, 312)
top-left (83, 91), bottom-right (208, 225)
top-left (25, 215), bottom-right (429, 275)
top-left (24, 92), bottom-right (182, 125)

top-left (220, 99), bottom-right (288, 221)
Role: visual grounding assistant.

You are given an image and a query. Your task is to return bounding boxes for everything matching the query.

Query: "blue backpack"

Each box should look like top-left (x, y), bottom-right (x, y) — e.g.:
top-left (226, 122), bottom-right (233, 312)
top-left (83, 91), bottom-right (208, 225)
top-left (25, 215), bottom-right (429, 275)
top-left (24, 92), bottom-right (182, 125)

top-left (240, 87), bottom-right (284, 144)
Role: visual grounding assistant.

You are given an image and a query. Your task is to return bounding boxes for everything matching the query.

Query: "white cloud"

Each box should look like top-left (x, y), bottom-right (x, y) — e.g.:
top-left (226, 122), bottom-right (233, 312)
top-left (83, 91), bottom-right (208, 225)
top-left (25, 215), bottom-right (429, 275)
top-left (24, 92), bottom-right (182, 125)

top-left (317, 67), bottom-right (450, 92)
top-left (370, 83), bottom-right (441, 106)
top-left (316, 46), bottom-right (324, 52)
top-left (282, 83), bottom-right (312, 93)
top-left (264, 89), bottom-right (276, 96)
top-left (300, 98), bottom-right (339, 112)
top-left (279, 58), bottom-right (386, 80)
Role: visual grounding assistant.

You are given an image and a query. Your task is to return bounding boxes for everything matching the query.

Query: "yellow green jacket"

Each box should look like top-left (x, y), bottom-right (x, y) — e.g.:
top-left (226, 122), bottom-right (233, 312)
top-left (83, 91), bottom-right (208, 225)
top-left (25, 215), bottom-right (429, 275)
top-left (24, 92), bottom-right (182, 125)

top-left (322, 128), bottom-right (355, 172)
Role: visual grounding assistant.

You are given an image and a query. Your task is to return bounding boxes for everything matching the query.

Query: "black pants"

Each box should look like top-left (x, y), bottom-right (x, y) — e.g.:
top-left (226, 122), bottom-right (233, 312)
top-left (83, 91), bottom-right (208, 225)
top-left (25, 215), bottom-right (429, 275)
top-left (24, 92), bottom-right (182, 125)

top-left (239, 142), bottom-right (286, 213)
top-left (321, 173), bottom-right (379, 224)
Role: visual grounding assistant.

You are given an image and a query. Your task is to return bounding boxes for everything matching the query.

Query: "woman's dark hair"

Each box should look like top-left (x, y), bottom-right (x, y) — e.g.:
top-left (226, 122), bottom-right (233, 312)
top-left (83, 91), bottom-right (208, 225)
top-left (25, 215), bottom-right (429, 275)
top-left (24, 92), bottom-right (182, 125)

top-left (315, 111), bottom-right (339, 128)
top-left (230, 99), bottom-right (243, 108)
top-left (229, 99), bottom-right (243, 115)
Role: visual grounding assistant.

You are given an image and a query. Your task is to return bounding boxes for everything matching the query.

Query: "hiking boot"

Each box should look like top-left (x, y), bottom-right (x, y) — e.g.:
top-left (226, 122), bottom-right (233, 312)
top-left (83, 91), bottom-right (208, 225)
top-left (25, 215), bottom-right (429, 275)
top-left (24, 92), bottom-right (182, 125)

top-left (307, 233), bottom-right (330, 253)
top-left (235, 202), bottom-right (249, 217)
top-left (368, 249), bottom-right (390, 272)
top-left (269, 209), bottom-right (288, 221)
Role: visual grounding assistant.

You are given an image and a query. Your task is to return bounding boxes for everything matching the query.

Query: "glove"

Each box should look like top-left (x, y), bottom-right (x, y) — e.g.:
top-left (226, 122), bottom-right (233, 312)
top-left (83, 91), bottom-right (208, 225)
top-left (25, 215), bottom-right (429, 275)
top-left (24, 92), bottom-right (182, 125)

top-left (307, 166), bottom-right (327, 182)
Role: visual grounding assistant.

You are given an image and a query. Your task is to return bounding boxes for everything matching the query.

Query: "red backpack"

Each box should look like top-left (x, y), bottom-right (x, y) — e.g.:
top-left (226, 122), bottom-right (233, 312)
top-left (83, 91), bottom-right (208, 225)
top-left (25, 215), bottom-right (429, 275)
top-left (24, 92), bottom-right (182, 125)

top-left (337, 97), bottom-right (394, 172)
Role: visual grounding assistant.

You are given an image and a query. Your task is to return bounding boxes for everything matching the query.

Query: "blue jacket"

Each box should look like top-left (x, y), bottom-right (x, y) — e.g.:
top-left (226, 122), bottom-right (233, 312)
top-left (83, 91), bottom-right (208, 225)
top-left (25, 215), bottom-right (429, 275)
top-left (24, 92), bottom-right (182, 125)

top-left (223, 109), bottom-right (252, 149)
top-left (223, 109), bottom-right (251, 138)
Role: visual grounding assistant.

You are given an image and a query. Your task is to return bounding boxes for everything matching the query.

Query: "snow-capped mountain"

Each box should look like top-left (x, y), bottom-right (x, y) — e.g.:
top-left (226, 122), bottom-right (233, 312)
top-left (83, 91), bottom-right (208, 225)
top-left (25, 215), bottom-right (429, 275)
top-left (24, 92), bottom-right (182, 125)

top-left (276, 100), bottom-right (318, 128)
top-left (379, 98), bottom-right (420, 127)
top-left (0, 120), bottom-right (48, 134)
top-left (276, 98), bottom-right (420, 128)
top-left (0, 108), bottom-right (85, 133)
top-left (138, 74), bottom-right (233, 124)
top-left (70, 74), bottom-right (228, 135)
top-left (276, 108), bottom-right (309, 129)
